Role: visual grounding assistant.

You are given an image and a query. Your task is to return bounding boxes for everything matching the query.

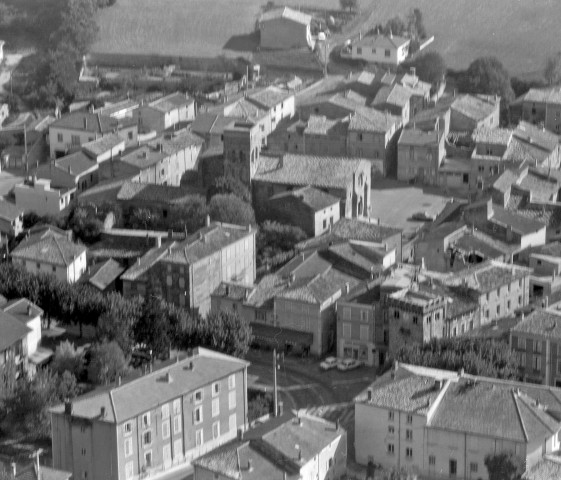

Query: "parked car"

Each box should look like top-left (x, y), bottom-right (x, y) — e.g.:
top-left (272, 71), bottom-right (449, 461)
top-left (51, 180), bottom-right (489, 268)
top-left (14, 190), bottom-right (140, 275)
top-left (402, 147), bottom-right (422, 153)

top-left (320, 356), bottom-right (339, 371)
top-left (411, 211), bottom-right (436, 222)
top-left (337, 358), bottom-right (363, 371)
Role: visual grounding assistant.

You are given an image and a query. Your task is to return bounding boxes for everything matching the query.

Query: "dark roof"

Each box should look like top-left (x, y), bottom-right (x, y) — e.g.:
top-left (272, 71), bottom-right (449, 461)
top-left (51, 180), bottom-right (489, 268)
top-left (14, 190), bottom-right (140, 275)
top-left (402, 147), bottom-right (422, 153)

top-left (492, 205), bottom-right (545, 235)
top-left (50, 112), bottom-right (119, 134)
top-left (512, 309), bottom-right (561, 339)
top-left (0, 310), bottom-right (31, 352)
top-left (212, 282), bottom-right (254, 301)
top-left (372, 84), bottom-right (412, 108)
top-left (513, 121), bottom-right (561, 152)
top-left (11, 229), bottom-right (86, 267)
top-left (0, 200), bottom-right (23, 221)
top-left (254, 154), bottom-right (368, 190)
top-left (116, 182), bottom-right (198, 205)
top-left (83, 259), bottom-right (125, 291)
top-left (268, 186), bottom-right (340, 212)
top-left (50, 348), bottom-right (248, 423)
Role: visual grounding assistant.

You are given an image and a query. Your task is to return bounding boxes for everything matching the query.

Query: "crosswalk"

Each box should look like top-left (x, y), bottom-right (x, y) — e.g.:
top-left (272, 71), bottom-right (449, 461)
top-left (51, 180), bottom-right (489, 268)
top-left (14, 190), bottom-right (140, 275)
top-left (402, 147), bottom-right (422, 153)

top-left (300, 402), bottom-right (355, 431)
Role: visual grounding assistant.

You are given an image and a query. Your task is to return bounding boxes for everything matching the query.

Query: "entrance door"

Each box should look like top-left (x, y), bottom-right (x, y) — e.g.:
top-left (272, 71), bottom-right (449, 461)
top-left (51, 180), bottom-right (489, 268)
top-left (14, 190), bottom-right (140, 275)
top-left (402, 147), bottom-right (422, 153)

top-left (450, 459), bottom-right (457, 477)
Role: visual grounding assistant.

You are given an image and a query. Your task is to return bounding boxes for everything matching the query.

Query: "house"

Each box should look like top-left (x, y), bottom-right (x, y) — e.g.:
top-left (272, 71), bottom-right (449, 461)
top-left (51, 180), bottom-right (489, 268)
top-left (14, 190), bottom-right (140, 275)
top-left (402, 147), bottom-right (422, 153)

top-left (49, 112), bottom-right (138, 158)
top-left (0, 200), bottom-right (24, 239)
top-left (82, 133), bottom-right (126, 163)
top-left (258, 7), bottom-right (313, 50)
top-left (246, 86), bottom-right (295, 135)
top-left (193, 412), bottom-right (346, 480)
top-left (11, 226), bottom-right (87, 284)
top-left (14, 178), bottom-right (76, 216)
top-left (80, 259), bottom-right (125, 293)
top-left (355, 362), bottom-right (561, 478)
top-left (510, 309), bottom-right (561, 387)
top-left (50, 348), bottom-right (249, 480)
top-left (0, 308), bottom-right (32, 378)
top-left (121, 221), bottom-right (256, 316)
top-left (397, 68), bottom-right (432, 116)
top-left (252, 153), bottom-right (371, 220)
top-left (284, 115), bottom-right (350, 158)
top-left (511, 86), bottom-right (561, 134)
top-left (348, 34), bottom-right (410, 65)
top-left (35, 151), bottom-right (99, 194)
top-left (371, 84), bottom-right (412, 126)
top-left (94, 99), bottom-right (140, 119)
top-left (493, 166), bottom-right (561, 208)
top-left (527, 251), bottom-right (561, 301)
top-left (449, 93), bottom-right (500, 131)
top-left (397, 123), bottom-right (446, 184)
top-left (264, 186), bottom-right (341, 237)
top-left (132, 92), bottom-right (195, 133)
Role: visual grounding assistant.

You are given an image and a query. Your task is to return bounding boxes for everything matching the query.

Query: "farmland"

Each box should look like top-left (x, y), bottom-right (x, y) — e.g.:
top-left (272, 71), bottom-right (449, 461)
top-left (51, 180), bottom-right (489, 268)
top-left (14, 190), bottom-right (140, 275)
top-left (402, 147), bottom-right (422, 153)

top-left (91, 0), bottom-right (561, 78)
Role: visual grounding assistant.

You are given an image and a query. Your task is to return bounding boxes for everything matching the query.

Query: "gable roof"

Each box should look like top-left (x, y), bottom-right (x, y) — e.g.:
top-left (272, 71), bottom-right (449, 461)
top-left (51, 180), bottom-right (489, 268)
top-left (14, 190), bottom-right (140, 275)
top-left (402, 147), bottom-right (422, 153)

top-left (50, 112), bottom-right (119, 134)
top-left (11, 229), bottom-right (87, 267)
top-left (53, 151), bottom-right (98, 177)
top-left (399, 127), bottom-right (439, 146)
top-left (83, 259), bottom-right (125, 291)
top-left (82, 133), bottom-right (126, 157)
top-left (354, 34), bottom-right (410, 50)
top-left (3, 298), bottom-right (43, 323)
top-left (451, 94), bottom-right (499, 121)
top-left (268, 186), bottom-right (340, 213)
top-left (260, 6), bottom-right (312, 26)
top-left (0, 310), bottom-right (32, 352)
top-left (247, 86), bottom-right (292, 110)
top-left (148, 92), bottom-right (193, 113)
top-left (120, 145), bottom-right (166, 170)
top-left (372, 84), bottom-right (412, 108)
top-left (516, 87), bottom-right (561, 106)
top-left (512, 309), bottom-right (561, 339)
top-left (254, 153), bottom-right (368, 190)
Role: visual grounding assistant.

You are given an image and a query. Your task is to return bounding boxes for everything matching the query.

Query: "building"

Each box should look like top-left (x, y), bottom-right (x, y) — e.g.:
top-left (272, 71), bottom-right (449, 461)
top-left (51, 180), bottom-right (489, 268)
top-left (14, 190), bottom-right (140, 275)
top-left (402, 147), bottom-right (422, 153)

top-left (493, 166), bottom-right (561, 208)
top-left (0, 200), bottom-right (24, 239)
top-left (80, 259), bottom-right (125, 293)
top-left (82, 133), bottom-right (126, 163)
top-left (11, 227), bottom-right (87, 284)
top-left (246, 86), bottom-right (295, 134)
top-left (510, 309), bottom-right (561, 387)
top-left (193, 412), bottom-right (346, 480)
top-left (35, 151), bottom-right (99, 194)
top-left (397, 69), bottom-right (432, 116)
top-left (2, 298), bottom-right (43, 362)
top-left (50, 348), bottom-right (249, 480)
top-left (354, 362), bottom-right (561, 478)
top-left (49, 112), bottom-right (138, 158)
top-left (371, 84), bottom-right (412, 126)
top-left (121, 221), bottom-right (256, 315)
top-left (94, 99), bottom-right (140, 120)
top-left (264, 186), bottom-right (341, 237)
top-left (347, 34), bottom-right (410, 65)
top-left (449, 94), bottom-right (500, 132)
top-left (132, 92), bottom-right (195, 133)
top-left (14, 178), bottom-right (76, 216)
top-left (512, 86), bottom-right (561, 134)
top-left (0, 308), bottom-right (32, 378)
top-left (258, 7), bottom-right (313, 50)
top-left (252, 153), bottom-right (371, 220)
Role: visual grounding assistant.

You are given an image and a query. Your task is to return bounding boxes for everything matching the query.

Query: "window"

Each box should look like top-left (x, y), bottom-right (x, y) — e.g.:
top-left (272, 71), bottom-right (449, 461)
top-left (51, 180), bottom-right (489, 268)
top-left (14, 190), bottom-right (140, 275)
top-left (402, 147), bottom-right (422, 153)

top-left (343, 308), bottom-right (351, 320)
top-left (194, 406), bottom-right (203, 424)
top-left (173, 398), bottom-right (181, 414)
top-left (194, 389), bottom-right (203, 404)
top-left (124, 422), bottom-right (133, 435)
top-left (343, 323), bottom-right (351, 338)
top-left (534, 355), bottom-right (542, 371)
top-left (534, 340), bottom-right (543, 353)
top-left (128, 131), bottom-right (133, 141)
top-left (52, 266), bottom-right (56, 273)
top-left (360, 325), bottom-right (369, 341)
top-left (142, 413), bottom-right (151, 428)
top-left (57, 133), bottom-right (63, 142)
top-left (387, 443), bottom-right (395, 455)
top-left (388, 426), bottom-right (395, 435)
top-left (518, 295), bottom-right (522, 305)
top-left (212, 421), bottom-right (220, 439)
top-left (125, 462), bottom-right (134, 480)
top-left (144, 451), bottom-right (152, 468)
top-left (162, 419), bottom-right (170, 439)
top-left (143, 431), bottom-right (152, 447)
top-left (36, 263), bottom-right (40, 270)
top-left (174, 438), bottom-right (183, 459)
top-left (81, 448), bottom-right (86, 456)
top-left (385, 49), bottom-right (391, 57)
top-left (406, 447), bottom-right (413, 459)
top-left (429, 455), bottom-right (436, 466)
top-left (196, 429), bottom-right (204, 446)
top-left (406, 414), bottom-right (413, 424)
top-left (394, 310), bottom-right (400, 319)
top-left (470, 462), bottom-right (478, 473)
top-left (71, 135), bottom-right (80, 146)
top-left (450, 459), bottom-right (457, 476)
top-left (161, 403), bottom-right (170, 419)
top-left (228, 374), bottom-right (235, 390)
top-left (229, 413), bottom-right (237, 433)
top-left (229, 390), bottom-right (236, 410)
top-left (356, 47), bottom-right (362, 55)
top-left (212, 398), bottom-right (220, 417)
top-left (496, 305), bottom-right (500, 315)
top-left (323, 219), bottom-right (327, 229)
top-left (388, 411), bottom-right (394, 421)
top-left (413, 316), bottom-right (418, 325)
top-left (173, 415), bottom-right (182, 434)
top-left (360, 310), bottom-right (368, 321)
top-left (124, 438), bottom-right (133, 457)
top-left (507, 300), bottom-right (511, 310)
top-left (406, 429), bottom-right (413, 441)
top-left (212, 382), bottom-right (220, 397)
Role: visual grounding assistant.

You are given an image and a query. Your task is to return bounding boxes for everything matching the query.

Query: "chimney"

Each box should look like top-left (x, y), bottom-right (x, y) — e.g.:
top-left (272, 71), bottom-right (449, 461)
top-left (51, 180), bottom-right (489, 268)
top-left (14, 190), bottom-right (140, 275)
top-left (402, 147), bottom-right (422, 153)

top-left (189, 361), bottom-right (194, 371)
top-left (345, 282), bottom-right (350, 294)
top-left (288, 272), bottom-right (295, 285)
top-left (453, 88), bottom-right (457, 98)
top-left (458, 368), bottom-right (465, 377)
top-left (237, 428), bottom-right (243, 441)
top-left (206, 214), bottom-right (211, 227)
top-left (137, 257), bottom-right (141, 266)
top-left (298, 450), bottom-right (302, 461)
top-left (165, 372), bottom-right (173, 383)
top-left (421, 257), bottom-right (426, 270)
top-left (247, 459), bottom-right (253, 472)
top-left (184, 226), bottom-right (188, 240)
top-left (100, 406), bottom-right (106, 418)
top-left (68, 166), bottom-right (72, 174)
top-left (335, 418), bottom-right (340, 430)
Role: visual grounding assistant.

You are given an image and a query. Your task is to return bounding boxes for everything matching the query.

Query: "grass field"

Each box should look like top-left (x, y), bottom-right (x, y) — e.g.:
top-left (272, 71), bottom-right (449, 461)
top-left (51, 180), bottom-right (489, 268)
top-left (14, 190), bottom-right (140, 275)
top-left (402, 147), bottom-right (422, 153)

top-left (92, 0), bottom-right (560, 77)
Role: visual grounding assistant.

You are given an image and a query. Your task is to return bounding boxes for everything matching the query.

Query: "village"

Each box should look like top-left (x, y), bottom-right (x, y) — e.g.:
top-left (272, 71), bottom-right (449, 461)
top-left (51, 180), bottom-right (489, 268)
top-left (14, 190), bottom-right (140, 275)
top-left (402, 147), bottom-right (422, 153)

top-left (0, 1), bottom-right (560, 479)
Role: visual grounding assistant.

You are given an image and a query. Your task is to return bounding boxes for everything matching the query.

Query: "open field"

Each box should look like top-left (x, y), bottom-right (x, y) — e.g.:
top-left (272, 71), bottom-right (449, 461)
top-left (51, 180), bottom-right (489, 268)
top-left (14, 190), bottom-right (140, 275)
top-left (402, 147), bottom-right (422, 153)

top-left (371, 0), bottom-right (561, 77)
top-left (93, 0), bottom-right (342, 58)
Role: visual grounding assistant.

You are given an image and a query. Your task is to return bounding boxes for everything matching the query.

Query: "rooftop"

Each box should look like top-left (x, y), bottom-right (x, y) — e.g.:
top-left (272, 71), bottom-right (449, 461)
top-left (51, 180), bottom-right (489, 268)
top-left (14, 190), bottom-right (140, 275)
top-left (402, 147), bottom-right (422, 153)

top-left (148, 92), bottom-right (193, 113)
top-left (50, 112), bottom-right (119, 134)
top-left (11, 229), bottom-right (86, 267)
top-left (354, 34), bottom-right (410, 50)
top-left (82, 133), bottom-right (125, 157)
top-left (260, 6), bottom-right (312, 26)
top-left (517, 87), bottom-right (561, 106)
top-left (254, 153), bottom-right (368, 190)
top-left (513, 121), bottom-right (561, 152)
top-left (53, 151), bottom-right (98, 176)
top-left (0, 200), bottom-right (23, 221)
top-left (472, 127), bottom-right (513, 145)
top-left (304, 115), bottom-right (348, 136)
top-left (50, 348), bottom-right (248, 423)
top-left (451, 94), bottom-right (499, 121)
top-left (248, 86), bottom-right (292, 110)
top-left (3, 298), bottom-right (43, 323)
top-left (116, 182), bottom-right (198, 204)
top-left (372, 84), bottom-right (412, 108)
top-left (512, 309), bottom-right (561, 339)
top-left (399, 127), bottom-right (439, 146)
top-left (120, 145), bottom-right (166, 170)
top-left (82, 259), bottom-right (125, 291)
top-left (0, 309), bottom-right (31, 352)
top-left (268, 186), bottom-right (340, 213)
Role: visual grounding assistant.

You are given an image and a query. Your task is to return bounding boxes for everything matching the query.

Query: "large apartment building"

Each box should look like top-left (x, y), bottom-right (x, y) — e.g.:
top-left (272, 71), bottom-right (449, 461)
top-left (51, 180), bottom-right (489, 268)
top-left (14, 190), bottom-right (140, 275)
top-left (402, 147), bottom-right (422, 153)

top-left (50, 348), bottom-right (249, 480)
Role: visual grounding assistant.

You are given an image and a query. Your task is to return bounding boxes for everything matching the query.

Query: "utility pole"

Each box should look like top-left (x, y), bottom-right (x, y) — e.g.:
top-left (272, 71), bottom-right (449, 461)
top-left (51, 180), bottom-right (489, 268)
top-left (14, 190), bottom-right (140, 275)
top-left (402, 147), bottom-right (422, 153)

top-left (273, 347), bottom-right (278, 416)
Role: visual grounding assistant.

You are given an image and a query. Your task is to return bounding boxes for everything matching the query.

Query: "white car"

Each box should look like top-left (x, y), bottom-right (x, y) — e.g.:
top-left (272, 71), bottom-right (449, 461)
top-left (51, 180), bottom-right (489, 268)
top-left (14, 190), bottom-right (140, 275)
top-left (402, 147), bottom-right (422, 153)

top-left (320, 356), bottom-right (339, 371)
top-left (337, 358), bottom-right (363, 371)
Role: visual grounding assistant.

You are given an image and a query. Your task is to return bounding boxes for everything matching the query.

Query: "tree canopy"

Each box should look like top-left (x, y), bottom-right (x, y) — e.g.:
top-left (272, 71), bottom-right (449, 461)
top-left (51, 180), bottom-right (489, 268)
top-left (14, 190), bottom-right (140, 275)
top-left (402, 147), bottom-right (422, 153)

top-left (339, 0), bottom-right (358, 12)
top-left (484, 452), bottom-right (524, 480)
top-left (405, 51), bottom-right (446, 85)
top-left (209, 194), bottom-right (255, 226)
top-left (458, 56), bottom-right (514, 102)
top-left (544, 52), bottom-right (561, 86)
top-left (87, 341), bottom-right (128, 385)
top-left (208, 175), bottom-right (251, 203)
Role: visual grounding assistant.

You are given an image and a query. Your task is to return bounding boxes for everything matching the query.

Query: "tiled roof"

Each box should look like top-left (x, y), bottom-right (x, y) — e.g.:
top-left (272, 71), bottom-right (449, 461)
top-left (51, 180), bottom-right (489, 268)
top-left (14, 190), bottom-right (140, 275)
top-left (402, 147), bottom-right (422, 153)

top-left (451, 94), bottom-right (499, 121)
top-left (3, 298), bottom-right (43, 323)
top-left (212, 282), bottom-right (254, 301)
top-left (84, 259), bottom-right (125, 291)
top-left (326, 242), bottom-right (387, 273)
top-left (525, 458), bottom-right (561, 480)
top-left (95, 99), bottom-right (139, 117)
top-left (354, 34), bottom-right (410, 49)
top-left (116, 182), bottom-right (197, 204)
top-left (372, 84), bottom-right (412, 108)
top-left (191, 112), bottom-right (220, 137)
top-left (50, 112), bottom-right (119, 133)
top-left (493, 169), bottom-right (520, 193)
top-left (254, 153), bottom-right (368, 189)
top-left (248, 86), bottom-right (291, 110)
top-left (268, 186), bottom-right (339, 212)
top-left (260, 6), bottom-right (312, 25)
top-left (0, 310), bottom-right (31, 352)
top-left (304, 115), bottom-right (347, 136)
top-left (120, 145), bottom-right (166, 169)
top-left (356, 71), bottom-right (376, 86)
top-left (224, 97), bottom-right (268, 121)
top-left (0, 200), bottom-right (23, 221)
top-left (399, 127), bottom-right (439, 146)
top-left (54, 151), bottom-right (98, 176)
top-left (148, 130), bottom-right (204, 155)
top-left (517, 87), bottom-right (561, 106)
top-left (15, 465), bottom-right (72, 480)
top-left (82, 133), bottom-right (125, 157)
top-left (472, 128), bottom-right (512, 145)
top-left (11, 230), bottom-right (86, 267)
top-left (512, 309), bottom-right (561, 339)
top-left (148, 92), bottom-right (193, 113)
top-left (50, 348), bottom-right (248, 423)
top-left (513, 121), bottom-right (561, 152)
top-left (491, 204), bottom-right (545, 235)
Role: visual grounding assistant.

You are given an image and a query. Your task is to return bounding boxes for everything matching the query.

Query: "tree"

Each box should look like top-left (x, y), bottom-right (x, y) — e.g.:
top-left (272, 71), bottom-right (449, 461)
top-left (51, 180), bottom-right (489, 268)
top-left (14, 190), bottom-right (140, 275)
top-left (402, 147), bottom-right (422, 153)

top-left (544, 52), bottom-right (561, 86)
top-left (405, 51), bottom-right (446, 86)
top-left (170, 195), bottom-right (209, 233)
top-left (458, 56), bottom-right (514, 103)
top-left (68, 205), bottom-right (103, 244)
top-left (208, 175), bottom-right (251, 203)
top-left (383, 16), bottom-right (407, 37)
top-left (257, 221), bottom-right (307, 267)
top-left (209, 194), bottom-right (255, 226)
top-left (51, 340), bottom-right (85, 378)
top-left (248, 393), bottom-right (273, 421)
top-left (484, 452), bottom-right (524, 480)
top-left (58, 370), bottom-right (79, 399)
top-left (339, 0), bottom-right (358, 12)
top-left (395, 337), bottom-right (519, 379)
top-left (47, 42), bottom-right (80, 103)
top-left (134, 296), bottom-right (173, 359)
top-left (406, 8), bottom-right (426, 40)
top-left (52, 0), bottom-right (99, 56)
top-left (87, 341), bottom-right (128, 385)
